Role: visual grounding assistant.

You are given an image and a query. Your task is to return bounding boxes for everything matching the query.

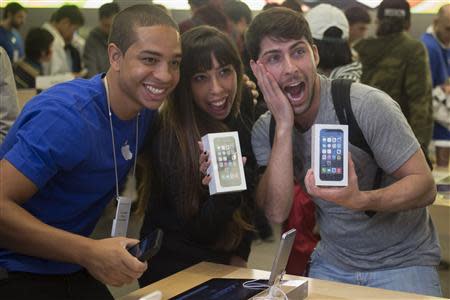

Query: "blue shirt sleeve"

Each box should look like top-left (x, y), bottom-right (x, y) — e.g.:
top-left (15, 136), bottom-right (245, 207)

top-left (4, 103), bottom-right (88, 189)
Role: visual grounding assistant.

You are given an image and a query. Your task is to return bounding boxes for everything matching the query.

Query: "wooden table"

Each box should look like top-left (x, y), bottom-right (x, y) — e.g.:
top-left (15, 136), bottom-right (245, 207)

top-left (120, 262), bottom-right (448, 300)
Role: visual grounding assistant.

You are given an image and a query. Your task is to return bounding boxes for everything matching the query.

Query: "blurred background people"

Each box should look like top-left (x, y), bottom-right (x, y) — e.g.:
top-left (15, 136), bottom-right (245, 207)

top-left (355, 0), bottom-right (433, 159)
top-left (306, 3), bottom-right (362, 82)
top-left (421, 4), bottom-right (450, 142)
top-left (83, 2), bottom-right (120, 78)
top-left (0, 2), bottom-right (27, 63)
top-left (224, 0), bottom-right (252, 56)
top-left (42, 5), bottom-right (84, 75)
top-left (178, 0), bottom-right (209, 33)
top-left (0, 46), bottom-right (19, 145)
top-left (14, 28), bottom-right (54, 89)
top-left (345, 6), bottom-right (371, 46)
top-left (282, 0), bottom-right (303, 13)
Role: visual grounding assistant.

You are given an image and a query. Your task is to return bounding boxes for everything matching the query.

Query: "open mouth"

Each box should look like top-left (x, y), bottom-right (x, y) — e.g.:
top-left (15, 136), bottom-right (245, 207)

top-left (208, 97), bottom-right (229, 118)
top-left (283, 82), bottom-right (305, 103)
top-left (210, 98), bottom-right (227, 109)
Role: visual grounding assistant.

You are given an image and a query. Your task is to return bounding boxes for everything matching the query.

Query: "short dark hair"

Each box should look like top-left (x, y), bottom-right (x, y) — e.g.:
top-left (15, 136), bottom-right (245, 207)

top-left (25, 28), bottom-right (54, 61)
top-left (224, 1), bottom-right (252, 25)
top-left (315, 38), bottom-right (352, 70)
top-left (262, 3), bottom-right (281, 10)
top-left (376, 0), bottom-right (410, 36)
top-left (108, 4), bottom-right (178, 54)
top-left (245, 7), bottom-right (313, 60)
top-left (50, 5), bottom-right (84, 26)
top-left (99, 2), bottom-right (120, 20)
top-left (345, 6), bottom-right (371, 25)
top-left (282, 0), bottom-right (303, 13)
top-left (188, 0), bottom-right (209, 8)
top-left (3, 2), bottom-right (26, 19)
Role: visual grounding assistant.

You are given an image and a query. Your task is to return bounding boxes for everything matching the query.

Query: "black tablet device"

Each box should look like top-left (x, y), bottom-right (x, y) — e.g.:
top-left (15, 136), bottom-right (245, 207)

top-left (170, 228), bottom-right (297, 300)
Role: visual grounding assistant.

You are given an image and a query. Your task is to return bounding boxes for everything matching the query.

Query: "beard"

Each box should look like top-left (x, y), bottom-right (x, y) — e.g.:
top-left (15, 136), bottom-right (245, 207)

top-left (11, 20), bottom-right (22, 29)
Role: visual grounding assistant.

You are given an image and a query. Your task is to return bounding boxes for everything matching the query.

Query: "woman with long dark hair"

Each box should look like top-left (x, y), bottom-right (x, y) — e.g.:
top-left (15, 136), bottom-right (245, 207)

top-left (136, 25), bottom-right (255, 286)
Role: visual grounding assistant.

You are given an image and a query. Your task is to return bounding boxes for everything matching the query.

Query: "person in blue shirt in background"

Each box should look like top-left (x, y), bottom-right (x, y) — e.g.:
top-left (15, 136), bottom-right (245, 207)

top-left (0, 4), bottom-right (181, 300)
top-left (0, 2), bottom-right (26, 63)
top-left (421, 4), bottom-right (450, 141)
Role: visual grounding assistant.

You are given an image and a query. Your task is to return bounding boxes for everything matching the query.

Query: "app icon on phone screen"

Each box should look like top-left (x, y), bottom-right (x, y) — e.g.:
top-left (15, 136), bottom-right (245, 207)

top-left (213, 137), bottom-right (242, 187)
top-left (319, 129), bottom-right (344, 181)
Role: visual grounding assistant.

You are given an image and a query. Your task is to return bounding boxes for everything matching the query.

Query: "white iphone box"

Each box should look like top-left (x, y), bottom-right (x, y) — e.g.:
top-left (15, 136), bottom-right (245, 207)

top-left (202, 131), bottom-right (247, 195)
top-left (311, 124), bottom-right (348, 186)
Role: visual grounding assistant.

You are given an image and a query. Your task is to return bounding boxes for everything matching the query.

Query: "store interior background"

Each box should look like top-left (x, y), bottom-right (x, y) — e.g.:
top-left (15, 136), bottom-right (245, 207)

top-left (1, 0), bottom-right (440, 42)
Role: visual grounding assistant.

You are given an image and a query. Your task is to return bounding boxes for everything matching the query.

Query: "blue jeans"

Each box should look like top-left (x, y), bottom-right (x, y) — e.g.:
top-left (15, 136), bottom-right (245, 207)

top-left (308, 251), bottom-right (442, 297)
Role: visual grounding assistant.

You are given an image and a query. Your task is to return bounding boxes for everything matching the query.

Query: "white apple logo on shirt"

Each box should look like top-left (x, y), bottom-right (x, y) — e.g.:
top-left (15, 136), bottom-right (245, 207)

top-left (121, 141), bottom-right (133, 160)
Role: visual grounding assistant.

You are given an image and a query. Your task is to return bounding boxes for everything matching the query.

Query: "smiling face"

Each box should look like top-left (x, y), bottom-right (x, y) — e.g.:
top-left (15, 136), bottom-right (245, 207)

top-left (110, 25), bottom-right (181, 115)
top-left (258, 36), bottom-right (320, 116)
top-left (191, 54), bottom-right (237, 120)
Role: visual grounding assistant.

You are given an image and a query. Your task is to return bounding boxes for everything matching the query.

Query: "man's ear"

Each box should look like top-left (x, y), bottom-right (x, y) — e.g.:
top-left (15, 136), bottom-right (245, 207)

top-left (108, 43), bottom-right (122, 71)
top-left (312, 44), bottom-right (320, 67)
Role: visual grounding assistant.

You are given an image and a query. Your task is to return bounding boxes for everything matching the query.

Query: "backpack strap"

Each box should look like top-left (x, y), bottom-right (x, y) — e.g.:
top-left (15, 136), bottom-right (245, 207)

top-left (331, 79), bottom-right (381, 217)
top-left (331, 79), bottom-right (373, 157)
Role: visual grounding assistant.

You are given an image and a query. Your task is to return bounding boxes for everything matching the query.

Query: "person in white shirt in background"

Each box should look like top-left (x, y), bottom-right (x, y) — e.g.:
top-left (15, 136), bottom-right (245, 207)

top-left (305, 4), bottom-right (362, 82)
top-left (42, 5), bottom-right (84, 76)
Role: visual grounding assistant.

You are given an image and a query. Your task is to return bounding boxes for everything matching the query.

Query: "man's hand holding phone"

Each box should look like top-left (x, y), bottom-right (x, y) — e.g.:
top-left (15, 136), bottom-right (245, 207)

top-left (126, 229), bottom-right (163, 262)
top-left (305, 153), bottom-right (369, 211)
top-left (80, 237), bottom-right (148, 287)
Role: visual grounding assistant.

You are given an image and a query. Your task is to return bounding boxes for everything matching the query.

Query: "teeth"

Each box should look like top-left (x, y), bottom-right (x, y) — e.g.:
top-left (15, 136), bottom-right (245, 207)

top-left (145, 85), bottom-right (164, 95)
top-left (211, 99), bottom-right (226, 107)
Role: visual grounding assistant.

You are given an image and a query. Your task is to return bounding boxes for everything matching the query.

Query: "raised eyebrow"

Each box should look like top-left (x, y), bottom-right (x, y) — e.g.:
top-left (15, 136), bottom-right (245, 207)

top-left (289, 41), bottom-right (307, 51)
top-left (260, 49), bottom-right (281, 59)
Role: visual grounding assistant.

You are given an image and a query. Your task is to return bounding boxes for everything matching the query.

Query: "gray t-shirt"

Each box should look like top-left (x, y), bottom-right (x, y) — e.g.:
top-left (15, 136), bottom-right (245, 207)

top-left (252, 76), bottom-right (440, 271)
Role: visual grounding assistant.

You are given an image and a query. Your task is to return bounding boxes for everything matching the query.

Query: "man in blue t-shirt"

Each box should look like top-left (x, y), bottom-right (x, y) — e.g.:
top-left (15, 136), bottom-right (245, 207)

top-left (421, 4), bottom-right (450, 140)
top-left (0, 5), bottom-right (181, 300)
top-left (0, 2), bottom-right (26, 63)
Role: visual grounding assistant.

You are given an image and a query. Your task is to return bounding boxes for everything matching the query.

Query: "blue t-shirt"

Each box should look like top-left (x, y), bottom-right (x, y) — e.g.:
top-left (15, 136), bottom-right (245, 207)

top-left (0, 74), bottom-right (155, 274)
top-left (0, 27), bottom-right (24, 62)
top-left (421, 32), bottom-right (450, 87)
top-left (421, 33), bottom-right (450, 139)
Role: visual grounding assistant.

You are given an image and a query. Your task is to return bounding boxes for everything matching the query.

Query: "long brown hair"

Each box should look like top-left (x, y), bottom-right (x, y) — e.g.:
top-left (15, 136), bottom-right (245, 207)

top-left (137, 26), bottom-right (252, 250)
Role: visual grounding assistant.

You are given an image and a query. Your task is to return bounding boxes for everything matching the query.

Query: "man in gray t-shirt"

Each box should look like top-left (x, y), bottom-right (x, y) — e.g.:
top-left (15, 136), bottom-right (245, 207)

top-left (245, 7), bottom-right (441, 297)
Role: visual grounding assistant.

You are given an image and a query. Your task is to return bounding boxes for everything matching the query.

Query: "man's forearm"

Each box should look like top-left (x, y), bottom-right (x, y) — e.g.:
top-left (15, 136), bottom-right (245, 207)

top-left (255, 127), bottom-right (294, 223)
top-left (364, 173), bottom-right (436, 212)
top-left (0, 199), bottom-right (92, 266)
